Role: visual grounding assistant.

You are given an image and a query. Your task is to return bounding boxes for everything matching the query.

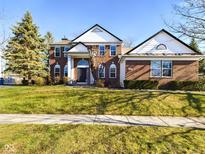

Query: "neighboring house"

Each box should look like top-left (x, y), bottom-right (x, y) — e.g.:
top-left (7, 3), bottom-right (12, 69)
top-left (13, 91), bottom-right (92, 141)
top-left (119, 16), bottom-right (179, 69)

top-left (49, 25), bottom-right (203, 87)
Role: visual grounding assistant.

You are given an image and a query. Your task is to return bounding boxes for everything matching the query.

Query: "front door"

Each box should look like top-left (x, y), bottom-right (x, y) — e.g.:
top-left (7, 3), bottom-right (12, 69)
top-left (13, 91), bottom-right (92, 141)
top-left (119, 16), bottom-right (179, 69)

top-left (77, 68), bottom-right (87, 82)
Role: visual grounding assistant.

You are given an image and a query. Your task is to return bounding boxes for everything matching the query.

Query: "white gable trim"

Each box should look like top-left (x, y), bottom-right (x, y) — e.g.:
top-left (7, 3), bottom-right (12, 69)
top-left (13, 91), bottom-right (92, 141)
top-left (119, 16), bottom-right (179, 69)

top-left (67, 43), bottom-right (89, 53)
top-left (72, 24), bottom-right (122, 43)
top-left (127, 29), bottom-right (201, 55)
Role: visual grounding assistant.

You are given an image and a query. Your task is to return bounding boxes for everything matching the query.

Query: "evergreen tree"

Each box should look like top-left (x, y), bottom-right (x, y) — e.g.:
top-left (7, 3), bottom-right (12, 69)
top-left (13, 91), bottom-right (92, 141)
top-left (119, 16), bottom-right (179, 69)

top-left (3, 11), bottom-right (47, 83)
top-left (44, 32), bottom-right (54, 83)
top-left (189, 38), bottom-right (205, 74)
top-left (190, 38), bottom-right (200, 51)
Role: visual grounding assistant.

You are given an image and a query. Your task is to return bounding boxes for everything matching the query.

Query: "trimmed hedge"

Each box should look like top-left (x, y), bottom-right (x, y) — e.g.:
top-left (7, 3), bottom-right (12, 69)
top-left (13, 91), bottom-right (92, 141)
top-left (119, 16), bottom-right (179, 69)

top-left (124, 80), bottom-right (159, 89)
top-left (159, 80), bottom-right (205, 91)
top-left (124, 80), bottom-right (205, 91)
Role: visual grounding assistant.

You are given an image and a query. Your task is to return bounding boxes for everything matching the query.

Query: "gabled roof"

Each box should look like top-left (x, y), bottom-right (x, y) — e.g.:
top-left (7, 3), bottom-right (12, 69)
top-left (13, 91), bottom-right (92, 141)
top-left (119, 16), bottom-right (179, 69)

top-left (72, 24), bottom-right (122, 42)
top-left (66, 42), bottom-right (89, 53)
top-left (125, 29), bottom-right (202, 55)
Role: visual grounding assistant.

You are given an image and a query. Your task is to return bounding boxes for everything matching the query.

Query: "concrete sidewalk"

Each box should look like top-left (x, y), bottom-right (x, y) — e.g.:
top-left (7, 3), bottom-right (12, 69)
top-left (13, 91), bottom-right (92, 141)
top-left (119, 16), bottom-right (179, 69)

top-left (0, 114), bottom-right (205, 129)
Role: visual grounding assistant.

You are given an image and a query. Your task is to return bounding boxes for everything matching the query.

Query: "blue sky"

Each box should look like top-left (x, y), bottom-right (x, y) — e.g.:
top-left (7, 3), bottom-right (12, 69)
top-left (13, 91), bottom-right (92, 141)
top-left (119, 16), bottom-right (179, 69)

top-left (0, 0), bottom-right (183, 45)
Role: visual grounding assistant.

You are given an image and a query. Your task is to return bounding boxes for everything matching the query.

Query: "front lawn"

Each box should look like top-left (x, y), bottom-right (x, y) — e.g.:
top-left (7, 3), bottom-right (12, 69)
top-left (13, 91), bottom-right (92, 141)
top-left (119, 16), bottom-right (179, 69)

top-left (0, 124), bottom-right (204, 153)
top-left (0, 86), bottom-right (205, 116)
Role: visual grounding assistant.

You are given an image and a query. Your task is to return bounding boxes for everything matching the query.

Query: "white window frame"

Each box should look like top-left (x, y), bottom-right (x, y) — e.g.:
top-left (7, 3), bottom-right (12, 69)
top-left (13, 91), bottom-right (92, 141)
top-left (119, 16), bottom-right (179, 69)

top-left (98, 64), bottom-right (105, 78)
top-left (109, 63), bottom-right (117, 78)
top-left (150, 60), bottom-right (161, 78)
top-left (150, 60), bottom-right (172, 78)
top-left (54, 64), bottom-right (61, 77)
top-left (54, 47), bottom-right (61, 57)
top-left (64, 65), bottom-right (68, 77)
top-left (162, 60), bottom-right (172, 78)
top-left (99, 45), bottom-right (105, 56)
top-left (110, 45), bottom-right (116, 56)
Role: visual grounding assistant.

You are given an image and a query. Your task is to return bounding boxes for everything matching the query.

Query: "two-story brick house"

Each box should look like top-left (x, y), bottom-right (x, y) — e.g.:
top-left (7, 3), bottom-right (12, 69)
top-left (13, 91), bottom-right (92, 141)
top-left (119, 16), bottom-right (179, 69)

top-left (49, 24), bottom-right (203, 87)
top-left (49, 24), bottom-right (123, 87)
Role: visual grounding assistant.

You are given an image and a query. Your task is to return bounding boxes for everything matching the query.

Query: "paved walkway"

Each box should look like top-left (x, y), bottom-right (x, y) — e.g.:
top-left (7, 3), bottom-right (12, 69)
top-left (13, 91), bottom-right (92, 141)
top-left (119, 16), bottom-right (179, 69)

top-left (0, 114), bottom-right (205, 129)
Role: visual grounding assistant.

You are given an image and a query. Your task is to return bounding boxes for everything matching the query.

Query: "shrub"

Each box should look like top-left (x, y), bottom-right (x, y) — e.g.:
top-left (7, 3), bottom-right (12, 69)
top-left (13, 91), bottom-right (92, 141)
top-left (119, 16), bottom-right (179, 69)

top-left (54, 77), bottom-right (63, 85)
top-left (63, 77), bottom-right (68, 85)
top-left (22, 79), bottom-right (28, 85)
top-left (35, 77), bottom-right (46, 86)
top-left (159, 80), bottom-right (205, 91)
top-left (124, 80), bottom-right (159, 89)
top-left (96, 79), bottom-right (105, 87)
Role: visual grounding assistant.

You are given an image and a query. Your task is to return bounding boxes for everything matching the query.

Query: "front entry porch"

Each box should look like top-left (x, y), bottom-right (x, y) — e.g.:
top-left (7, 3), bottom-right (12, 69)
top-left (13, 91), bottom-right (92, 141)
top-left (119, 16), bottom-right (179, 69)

top-left (67, 56), bottom-right (94, 85)
top-left (65, 42), bottom-right (94, 85)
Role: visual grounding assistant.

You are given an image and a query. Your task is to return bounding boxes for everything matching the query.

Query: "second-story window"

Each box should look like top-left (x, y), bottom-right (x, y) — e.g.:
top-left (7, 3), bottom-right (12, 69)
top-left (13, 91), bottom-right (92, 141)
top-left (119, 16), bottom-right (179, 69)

top-left (110, 45), bottom-right (116, 56)
top-left (99, 45), bottom-right (105, 56)
top-left (54, 47), bottom-right (61, 57)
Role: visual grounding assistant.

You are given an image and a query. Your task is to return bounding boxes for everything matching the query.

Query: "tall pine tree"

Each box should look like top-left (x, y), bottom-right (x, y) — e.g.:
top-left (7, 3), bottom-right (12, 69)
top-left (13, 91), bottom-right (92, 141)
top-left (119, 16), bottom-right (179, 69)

top-left (189, 38), bottom-right (205, 74)
top-left (44, 32), bottom-right (54, 83)
top-left (4, 11), bottom-right (47, 83)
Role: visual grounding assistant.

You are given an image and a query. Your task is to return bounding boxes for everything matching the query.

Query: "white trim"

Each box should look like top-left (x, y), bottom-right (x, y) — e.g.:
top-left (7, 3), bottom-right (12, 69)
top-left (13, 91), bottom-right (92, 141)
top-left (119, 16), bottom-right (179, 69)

top-left (120, 60), bottom-right (126, 87)
top-left (98, 64), bottom-right (105, 78)
top-left (119, 56), bottom-right (202, 62)
top-left (71, 58), bottom-right (74, 80)
top-left (150, 60), bottom-right (173, 78)
top-left (83, 42), bottom-right (122, 45)
top-left (64, 65), bottom-right (68, 77)
top-left (109, 63), bottom-right (117, 78)
top-left (54, 47), bottom-right (61, 57)
top-left (110, 45), bottom-right (116, 56)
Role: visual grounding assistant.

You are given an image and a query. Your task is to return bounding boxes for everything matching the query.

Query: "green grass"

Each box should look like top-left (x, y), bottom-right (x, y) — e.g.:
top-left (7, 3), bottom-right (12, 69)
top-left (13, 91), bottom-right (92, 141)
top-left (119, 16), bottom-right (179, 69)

top-left (0, 124), bottom-right (204, 153)
top-left (0, 86), bottom-right (205, 116)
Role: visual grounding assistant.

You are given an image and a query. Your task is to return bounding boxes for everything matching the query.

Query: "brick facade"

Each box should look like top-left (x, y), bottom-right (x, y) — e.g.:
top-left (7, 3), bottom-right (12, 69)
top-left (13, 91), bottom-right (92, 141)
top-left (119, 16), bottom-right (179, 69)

top-left (126, 60), bottom-right (199, 85)
top-left (87, 45), bottom-right (121, 87)
top-left (49, 44), bottom-right (122, 87)
top-left (49, 46), bottom-right (67, 80)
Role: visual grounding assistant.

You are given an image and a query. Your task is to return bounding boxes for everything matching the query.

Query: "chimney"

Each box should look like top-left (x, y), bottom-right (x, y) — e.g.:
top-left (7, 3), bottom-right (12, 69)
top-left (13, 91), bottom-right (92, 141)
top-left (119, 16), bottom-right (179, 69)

top-left (62, 35), bottom-right (68, 41)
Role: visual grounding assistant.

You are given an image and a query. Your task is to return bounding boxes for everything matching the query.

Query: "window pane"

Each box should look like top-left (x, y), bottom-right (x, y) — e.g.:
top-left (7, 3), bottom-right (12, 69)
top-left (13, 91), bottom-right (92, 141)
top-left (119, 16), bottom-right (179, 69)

top-left (151, 69), bottom-right (161, 77)
top-left (98, 65), bottom-right (105, 78)
top-left (162, 69), bottom-right (171, 77)
top-left (110, 45), bottom-right (116, 55)
top-left (55, 48), bottom-right (60, 57)
top-left (151, 61), bottom-right (161, 69)
top-left (99, 45), bottom-right (105, 55)
top-left (162, 61), bottom-right (172, 69)
top-left (55, 67), bottom-right (60, 72)
top-left (110, 73), bottom-right (115, 78)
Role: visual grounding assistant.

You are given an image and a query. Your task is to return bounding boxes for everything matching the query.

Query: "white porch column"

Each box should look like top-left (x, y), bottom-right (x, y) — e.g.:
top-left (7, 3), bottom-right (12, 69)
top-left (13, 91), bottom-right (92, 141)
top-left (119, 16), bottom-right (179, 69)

top-left (67, 56), bottom-right (72, 80)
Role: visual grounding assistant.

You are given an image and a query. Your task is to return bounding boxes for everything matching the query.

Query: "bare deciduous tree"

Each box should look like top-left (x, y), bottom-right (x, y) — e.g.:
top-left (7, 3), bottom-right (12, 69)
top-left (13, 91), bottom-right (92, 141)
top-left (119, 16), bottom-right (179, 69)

top-left (123, 37), bottom-right (135, 48)
top-left (166, 0), bottom-right (205, 43)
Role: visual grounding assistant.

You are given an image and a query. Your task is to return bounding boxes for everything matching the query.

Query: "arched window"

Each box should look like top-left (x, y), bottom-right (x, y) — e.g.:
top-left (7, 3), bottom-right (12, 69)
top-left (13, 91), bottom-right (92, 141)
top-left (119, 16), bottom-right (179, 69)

top-left (98, 64), bottom-right (105, 78)
top-left (64, 65), bottom-right (68, 77)
top-left (77, 59), bottom-right (89, 68)
top-left (109, 63), bottom-right (116, 78)
top-left (54, 64), bottom-right (60, 77)
top-left (156, 44), bottom-right (167, 50)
